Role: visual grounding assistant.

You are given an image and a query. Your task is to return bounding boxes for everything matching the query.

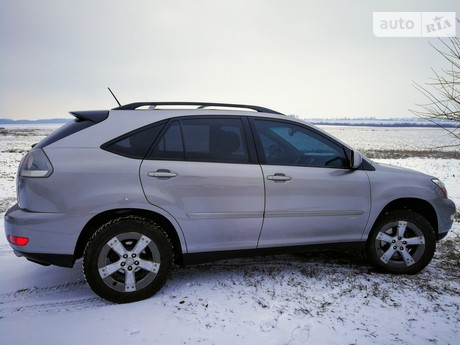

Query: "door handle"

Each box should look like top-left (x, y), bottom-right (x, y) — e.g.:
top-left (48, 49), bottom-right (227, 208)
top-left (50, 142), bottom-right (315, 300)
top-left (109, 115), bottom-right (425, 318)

top-left (267, 173), bottom-right (292, 182)
top-left (148, 169), bottom-right (178, 179)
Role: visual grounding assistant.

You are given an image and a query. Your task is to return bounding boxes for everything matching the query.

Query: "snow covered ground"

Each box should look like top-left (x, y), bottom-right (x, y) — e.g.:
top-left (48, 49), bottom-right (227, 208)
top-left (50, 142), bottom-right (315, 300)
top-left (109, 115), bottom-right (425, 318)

top-left (0, 126), bottom-right (459, 345)
top-left (322, 126), bottom-right (459, 153)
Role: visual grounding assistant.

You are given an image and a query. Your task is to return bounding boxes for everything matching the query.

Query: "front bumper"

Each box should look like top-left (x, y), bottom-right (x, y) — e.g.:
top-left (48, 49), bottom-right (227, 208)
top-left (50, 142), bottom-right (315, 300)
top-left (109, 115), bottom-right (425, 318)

top-left (436, 198), bottom-right (457, 240)
top-left (4, 204), bottom-right (90, 267)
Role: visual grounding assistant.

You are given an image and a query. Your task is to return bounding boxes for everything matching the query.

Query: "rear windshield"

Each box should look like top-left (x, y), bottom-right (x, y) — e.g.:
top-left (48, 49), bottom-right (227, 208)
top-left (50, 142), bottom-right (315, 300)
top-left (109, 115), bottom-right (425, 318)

top-left (35, 110), bottom-right (109, 149)
top-left (34, 119), bottom-right (94, 149)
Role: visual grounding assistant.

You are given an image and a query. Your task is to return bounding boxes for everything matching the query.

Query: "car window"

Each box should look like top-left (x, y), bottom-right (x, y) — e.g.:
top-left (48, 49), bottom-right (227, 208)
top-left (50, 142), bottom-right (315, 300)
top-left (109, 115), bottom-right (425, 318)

top-left (150, 118), bottom-right (249, 163)
top-left (151, 121), bottom-right (185, 160)
top-left (102, 122), bottom-right (165, 159)
top-left (254, 120), bottom-right (348, 168)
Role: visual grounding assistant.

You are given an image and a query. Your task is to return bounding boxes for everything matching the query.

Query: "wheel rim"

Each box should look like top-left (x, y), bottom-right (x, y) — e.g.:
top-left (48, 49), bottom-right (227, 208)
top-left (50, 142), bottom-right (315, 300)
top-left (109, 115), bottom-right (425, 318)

top-left (374, 220), bottom-right (426, 268)
top-left (97, 232), bottom-right (161, 293)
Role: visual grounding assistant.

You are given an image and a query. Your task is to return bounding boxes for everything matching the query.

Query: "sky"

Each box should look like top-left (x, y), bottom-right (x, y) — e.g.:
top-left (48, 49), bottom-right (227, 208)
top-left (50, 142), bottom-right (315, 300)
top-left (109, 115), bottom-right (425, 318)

top-left (0, 0), bottom-right (459, 120)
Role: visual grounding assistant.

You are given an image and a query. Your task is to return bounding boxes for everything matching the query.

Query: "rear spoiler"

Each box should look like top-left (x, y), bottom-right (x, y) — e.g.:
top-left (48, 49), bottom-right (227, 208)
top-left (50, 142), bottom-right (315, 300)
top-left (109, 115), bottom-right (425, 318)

top-left (69, 110), bottom-right (109, 123)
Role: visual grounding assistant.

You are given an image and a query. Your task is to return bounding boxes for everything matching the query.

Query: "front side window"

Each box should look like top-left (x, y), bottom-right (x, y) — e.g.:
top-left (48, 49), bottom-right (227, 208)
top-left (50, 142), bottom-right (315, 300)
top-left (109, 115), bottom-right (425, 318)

top-left (254, 120), bottom-right (348, 168)
top-left (149, 118), bottom-right (249, 163)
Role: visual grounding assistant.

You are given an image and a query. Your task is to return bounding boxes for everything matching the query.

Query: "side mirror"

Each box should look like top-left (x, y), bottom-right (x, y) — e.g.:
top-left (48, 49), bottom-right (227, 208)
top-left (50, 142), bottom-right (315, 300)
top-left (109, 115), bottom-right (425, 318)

top-left (350, 150), bottom-right (363, 169)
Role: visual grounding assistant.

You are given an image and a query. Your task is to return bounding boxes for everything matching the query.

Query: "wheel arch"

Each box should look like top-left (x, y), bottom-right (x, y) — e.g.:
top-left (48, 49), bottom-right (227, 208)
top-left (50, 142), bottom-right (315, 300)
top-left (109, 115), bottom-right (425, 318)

top-left (375, 198), bottom-right (438, 237)
top-left (74, 208), bottom-right (186, 265)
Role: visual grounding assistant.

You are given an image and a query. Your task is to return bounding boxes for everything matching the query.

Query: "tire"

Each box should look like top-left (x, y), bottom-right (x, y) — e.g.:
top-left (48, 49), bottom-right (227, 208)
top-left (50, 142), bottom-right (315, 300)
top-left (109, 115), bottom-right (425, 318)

top-left (83, 216), bottom-right (173, 303)
top-left (367, 210), bottom-right (436, 274)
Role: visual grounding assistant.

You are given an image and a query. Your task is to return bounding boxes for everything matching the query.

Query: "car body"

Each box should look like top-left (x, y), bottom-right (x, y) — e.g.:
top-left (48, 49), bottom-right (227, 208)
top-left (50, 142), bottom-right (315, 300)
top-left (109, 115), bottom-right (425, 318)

top-left (4, 102), bottom-right (456, 303)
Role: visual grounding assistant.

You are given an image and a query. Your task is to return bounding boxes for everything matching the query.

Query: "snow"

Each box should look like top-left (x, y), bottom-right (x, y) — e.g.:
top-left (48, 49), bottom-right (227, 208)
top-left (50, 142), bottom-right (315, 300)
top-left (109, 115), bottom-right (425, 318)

top-left (1, 230), bottom-right (459, 344)
top-left (1, 237), bottom-right (459, 345)
top-left (1, 126), bottom-right (459, 345)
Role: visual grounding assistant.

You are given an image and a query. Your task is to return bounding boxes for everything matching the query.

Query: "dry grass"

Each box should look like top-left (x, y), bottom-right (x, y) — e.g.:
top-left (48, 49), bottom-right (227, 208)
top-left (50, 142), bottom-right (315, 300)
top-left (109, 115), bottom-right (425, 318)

top-left (363, 149), bottom-right (460, 160)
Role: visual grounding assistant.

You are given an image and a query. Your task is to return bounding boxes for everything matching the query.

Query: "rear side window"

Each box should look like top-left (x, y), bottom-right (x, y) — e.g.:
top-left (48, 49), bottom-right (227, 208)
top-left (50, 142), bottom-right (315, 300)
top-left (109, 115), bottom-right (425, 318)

top-left (151, 121), bottom-right (184, 160)
top-left (149, 118), bottom-right (249, 163)
top-left (102, 122), bottom-right (166, 159)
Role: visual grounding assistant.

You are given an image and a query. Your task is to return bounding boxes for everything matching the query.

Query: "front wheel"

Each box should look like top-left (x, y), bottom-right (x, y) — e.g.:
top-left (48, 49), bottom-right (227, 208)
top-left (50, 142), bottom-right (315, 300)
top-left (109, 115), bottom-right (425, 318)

top-left (83, 216), bottom-right (173, 303)
top-left (367, 210), bottom-right (436, 274)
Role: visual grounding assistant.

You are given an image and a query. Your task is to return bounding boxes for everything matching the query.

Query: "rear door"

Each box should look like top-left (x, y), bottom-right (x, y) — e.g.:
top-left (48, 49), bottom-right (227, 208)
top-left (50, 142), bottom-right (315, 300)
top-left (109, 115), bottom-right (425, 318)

top-left (139, 117), bottom-right (264, 253)
top-left (251, 119), bottom-right (371, 248)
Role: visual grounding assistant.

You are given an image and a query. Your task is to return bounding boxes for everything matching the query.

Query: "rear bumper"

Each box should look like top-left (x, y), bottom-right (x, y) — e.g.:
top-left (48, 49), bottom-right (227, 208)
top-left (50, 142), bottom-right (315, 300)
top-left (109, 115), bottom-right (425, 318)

top-left (4, 204), bottom-right (90, 267)
top-left (13, 249), bottom-right (74, 267)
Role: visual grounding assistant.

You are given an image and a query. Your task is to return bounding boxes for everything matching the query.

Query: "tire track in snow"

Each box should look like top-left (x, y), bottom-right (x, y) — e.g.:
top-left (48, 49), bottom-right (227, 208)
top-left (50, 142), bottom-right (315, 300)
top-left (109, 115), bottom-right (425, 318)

top-left (0, 281), bottom-right (88, 300)
top-left (0, 281), bottom-right (111, 318)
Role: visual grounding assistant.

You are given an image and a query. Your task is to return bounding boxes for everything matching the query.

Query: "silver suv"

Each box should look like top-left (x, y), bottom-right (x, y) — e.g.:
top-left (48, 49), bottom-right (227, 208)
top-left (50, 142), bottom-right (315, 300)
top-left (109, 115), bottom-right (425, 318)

top-left (4, 102), bottom-right (456, 303)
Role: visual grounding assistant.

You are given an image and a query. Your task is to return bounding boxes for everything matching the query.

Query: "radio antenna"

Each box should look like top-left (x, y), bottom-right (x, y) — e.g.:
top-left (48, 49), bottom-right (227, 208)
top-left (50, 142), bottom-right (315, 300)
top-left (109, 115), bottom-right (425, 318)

top-left (108, 87), bottom-right (121, 107)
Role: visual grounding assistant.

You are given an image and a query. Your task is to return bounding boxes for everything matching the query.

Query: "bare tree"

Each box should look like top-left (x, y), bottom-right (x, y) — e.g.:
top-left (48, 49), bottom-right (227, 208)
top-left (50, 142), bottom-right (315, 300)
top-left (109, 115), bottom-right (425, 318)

top-left (412, 34), bottom-right (460, 147)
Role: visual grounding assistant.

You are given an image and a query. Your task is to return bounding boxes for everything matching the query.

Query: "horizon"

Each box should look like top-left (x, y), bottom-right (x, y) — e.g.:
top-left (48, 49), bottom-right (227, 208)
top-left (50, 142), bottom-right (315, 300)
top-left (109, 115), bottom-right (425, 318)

top-left (1, 115), bottom-right (458, 127)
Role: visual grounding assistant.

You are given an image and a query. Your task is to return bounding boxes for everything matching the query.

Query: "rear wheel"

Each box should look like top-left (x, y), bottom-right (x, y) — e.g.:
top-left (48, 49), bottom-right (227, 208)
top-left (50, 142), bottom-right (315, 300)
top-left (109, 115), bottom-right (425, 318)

top-left (367, 210), bottom-right (436, 274)
top-left (83, 216), bottom-right (173, 303)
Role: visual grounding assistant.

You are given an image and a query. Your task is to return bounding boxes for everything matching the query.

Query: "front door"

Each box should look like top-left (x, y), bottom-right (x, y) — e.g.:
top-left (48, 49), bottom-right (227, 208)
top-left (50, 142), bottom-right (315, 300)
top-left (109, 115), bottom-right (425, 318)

top-left (252, 119), bottom-right (371, 248)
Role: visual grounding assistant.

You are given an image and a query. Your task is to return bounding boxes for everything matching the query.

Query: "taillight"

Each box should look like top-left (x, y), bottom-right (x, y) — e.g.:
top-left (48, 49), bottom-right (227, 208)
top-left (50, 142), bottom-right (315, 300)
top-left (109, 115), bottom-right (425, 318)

top-left (8, 235), bottom-right (29, 246)
top-left (19, 149), bottom-right (53, 178)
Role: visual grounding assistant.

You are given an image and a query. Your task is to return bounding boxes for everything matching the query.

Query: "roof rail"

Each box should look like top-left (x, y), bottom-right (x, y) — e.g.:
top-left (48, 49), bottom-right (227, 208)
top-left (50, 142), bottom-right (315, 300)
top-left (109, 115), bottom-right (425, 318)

top-left (112, 102), bottom-right (283, 115)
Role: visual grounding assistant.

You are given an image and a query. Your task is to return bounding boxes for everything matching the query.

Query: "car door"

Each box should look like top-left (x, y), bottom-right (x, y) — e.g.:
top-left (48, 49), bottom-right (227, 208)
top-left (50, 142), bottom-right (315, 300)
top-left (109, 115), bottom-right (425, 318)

top-left (252, 118), bottom-right (371, 248)
top-left (139, 117), bottom-right (264, 253)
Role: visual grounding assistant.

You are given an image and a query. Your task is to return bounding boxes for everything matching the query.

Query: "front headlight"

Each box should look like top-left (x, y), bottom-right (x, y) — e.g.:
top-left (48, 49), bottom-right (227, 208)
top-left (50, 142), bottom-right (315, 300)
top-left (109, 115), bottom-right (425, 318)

top-left (432, 178), bottom-right (448, 198)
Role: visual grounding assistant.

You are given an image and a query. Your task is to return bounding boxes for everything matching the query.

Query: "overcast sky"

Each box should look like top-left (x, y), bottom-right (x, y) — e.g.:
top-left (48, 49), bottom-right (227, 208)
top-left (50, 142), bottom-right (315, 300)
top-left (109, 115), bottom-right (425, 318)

top-left (0, 0), bottom-right (459, 119)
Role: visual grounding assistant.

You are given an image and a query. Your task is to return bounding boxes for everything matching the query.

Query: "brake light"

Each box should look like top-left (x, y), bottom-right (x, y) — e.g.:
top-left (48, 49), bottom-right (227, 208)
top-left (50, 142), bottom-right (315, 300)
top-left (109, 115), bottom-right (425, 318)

top-left (8, 235), bottom-right (29, 246)
top-left (19, 149), bottom-right (53, 178)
